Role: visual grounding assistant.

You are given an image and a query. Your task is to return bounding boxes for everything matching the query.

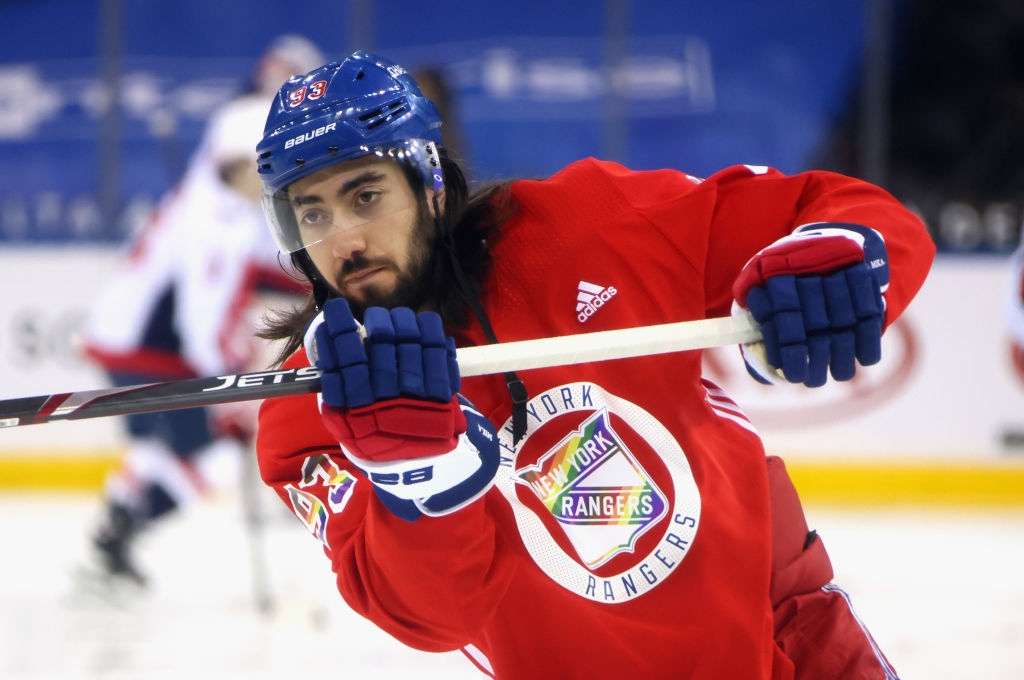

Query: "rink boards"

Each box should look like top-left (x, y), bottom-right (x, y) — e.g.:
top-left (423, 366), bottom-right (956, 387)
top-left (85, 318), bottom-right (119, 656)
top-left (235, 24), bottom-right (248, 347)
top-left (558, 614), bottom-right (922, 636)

top-left (0, 248), bottom-right (1021, 505)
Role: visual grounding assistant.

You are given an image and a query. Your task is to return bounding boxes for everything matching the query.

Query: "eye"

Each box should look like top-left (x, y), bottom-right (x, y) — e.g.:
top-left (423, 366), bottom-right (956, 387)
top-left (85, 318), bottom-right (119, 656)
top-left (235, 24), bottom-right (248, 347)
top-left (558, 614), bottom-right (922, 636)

top-left (297, 208), bottom-right (332, 231)
top-left (354, 188), bottom-right (381, 208)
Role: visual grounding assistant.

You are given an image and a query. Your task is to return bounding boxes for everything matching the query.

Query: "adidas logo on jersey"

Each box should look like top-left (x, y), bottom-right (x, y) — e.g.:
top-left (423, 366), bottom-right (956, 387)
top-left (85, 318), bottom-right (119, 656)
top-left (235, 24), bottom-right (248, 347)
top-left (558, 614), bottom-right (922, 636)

top-left (576, 281), bottom-right (617, 323)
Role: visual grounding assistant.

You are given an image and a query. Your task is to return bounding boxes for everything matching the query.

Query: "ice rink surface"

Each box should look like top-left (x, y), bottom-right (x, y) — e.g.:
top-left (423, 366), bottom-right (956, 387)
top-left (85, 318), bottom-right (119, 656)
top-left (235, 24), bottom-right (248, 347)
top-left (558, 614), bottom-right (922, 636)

top-left (2, 483), bottom-right (1022, 680)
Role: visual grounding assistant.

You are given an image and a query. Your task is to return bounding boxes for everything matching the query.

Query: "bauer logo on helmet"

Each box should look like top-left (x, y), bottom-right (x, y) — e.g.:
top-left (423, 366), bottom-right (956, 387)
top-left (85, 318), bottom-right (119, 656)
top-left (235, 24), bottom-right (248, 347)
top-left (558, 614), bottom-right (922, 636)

top-left (283, 122), bottom-right (337, 150)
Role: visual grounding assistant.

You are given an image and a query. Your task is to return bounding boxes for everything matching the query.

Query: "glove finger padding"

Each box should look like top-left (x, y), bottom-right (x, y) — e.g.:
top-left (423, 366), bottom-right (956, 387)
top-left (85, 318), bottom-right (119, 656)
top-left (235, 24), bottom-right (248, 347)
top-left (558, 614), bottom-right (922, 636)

top-left (363, 306), bottom-right (459, 403)
top-left (304, 298), bottom-right (371, 408)
top-left (304, 302), bottom-right (497, 521)
top-left (363, 306), bottom-right (400, 401)
top-left (420, 313), bottom-right (461, 399)
top-left (305, 300), bottom-right (461, 407)
top-left (733, 223), bottom-right (889, 387)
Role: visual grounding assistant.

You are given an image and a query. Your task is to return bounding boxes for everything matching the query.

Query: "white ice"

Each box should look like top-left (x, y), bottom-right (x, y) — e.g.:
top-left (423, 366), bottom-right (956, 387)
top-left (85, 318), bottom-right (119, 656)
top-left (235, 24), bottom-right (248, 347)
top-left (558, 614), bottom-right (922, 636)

top-left (1, 483), bottom-right (1022, 679)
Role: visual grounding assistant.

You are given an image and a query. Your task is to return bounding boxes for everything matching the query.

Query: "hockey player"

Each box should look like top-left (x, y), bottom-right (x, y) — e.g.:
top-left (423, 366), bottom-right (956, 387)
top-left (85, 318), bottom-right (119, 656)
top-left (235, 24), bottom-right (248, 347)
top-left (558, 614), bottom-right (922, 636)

top-left (254, 51), bottom-right (934, 679)
top-left (80, 37), bottom-right (322, 586)
top-left (1008, 239), bottom-right (1024, 383)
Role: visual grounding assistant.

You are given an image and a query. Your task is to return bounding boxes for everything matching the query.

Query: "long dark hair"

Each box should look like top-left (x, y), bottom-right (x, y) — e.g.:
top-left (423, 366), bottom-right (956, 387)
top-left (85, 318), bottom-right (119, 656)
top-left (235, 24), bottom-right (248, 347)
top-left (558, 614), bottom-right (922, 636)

top-left (258, 150), bottom-right (516, 366)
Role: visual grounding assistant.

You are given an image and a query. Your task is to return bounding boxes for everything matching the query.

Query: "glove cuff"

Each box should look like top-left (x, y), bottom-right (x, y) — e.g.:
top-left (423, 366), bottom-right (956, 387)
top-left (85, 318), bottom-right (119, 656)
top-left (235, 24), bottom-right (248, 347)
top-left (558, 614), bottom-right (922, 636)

top-left (732, 224), bottom-right (867, 305)
top-left (356, 399), bottom-right (501, 521)
top-left (320, 396), bottom-right (468, 462)
top-left (346, 431), bottom-right (484, 500)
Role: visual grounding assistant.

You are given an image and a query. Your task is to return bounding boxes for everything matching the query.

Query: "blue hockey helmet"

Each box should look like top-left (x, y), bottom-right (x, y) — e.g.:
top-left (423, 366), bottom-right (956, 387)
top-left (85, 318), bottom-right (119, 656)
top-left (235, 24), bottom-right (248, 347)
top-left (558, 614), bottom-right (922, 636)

top-left (257, 51), bottom-right (445, 253)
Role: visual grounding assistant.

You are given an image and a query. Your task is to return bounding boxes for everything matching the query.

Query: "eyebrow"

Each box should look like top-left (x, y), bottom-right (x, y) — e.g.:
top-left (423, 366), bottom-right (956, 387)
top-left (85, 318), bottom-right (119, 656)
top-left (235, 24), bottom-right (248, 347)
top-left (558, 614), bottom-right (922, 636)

top-left (290, 170), bottom-right (388, 206)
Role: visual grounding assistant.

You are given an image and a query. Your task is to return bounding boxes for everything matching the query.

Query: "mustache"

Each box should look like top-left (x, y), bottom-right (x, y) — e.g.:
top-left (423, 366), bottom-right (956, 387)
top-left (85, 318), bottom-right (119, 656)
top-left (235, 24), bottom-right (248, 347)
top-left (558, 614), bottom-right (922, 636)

top-left (340, 253), bottom-right (372, 277)
top-left (334, 254), bottom-right (396, 291)
top-left (339, 253), bottom-right (392, 277)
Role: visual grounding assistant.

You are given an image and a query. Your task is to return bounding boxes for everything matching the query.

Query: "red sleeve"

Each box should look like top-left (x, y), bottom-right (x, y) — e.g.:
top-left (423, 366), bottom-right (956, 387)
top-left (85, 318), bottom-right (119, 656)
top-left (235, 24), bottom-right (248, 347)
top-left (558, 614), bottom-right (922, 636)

top-left (546, 160), bottom-right (933, 329)
top-left (698, 165), bottom-right (935, 325)
top-left (766, 456), bottom-right (901, 679)
top-left (256, 349), bottom-right (511, 652)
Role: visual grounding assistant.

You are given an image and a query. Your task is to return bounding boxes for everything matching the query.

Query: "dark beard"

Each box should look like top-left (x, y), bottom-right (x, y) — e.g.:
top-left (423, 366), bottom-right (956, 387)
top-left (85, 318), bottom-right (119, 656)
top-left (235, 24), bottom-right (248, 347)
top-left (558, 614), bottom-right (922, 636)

top-left (335, 207), bottom-right (436, 321)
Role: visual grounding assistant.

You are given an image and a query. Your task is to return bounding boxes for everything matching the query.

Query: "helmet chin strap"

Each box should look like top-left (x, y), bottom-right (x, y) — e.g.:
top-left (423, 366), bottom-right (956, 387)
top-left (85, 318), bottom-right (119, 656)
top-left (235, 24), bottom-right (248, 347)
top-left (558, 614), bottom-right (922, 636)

top-left (433, 194), bottom-right (529, 446)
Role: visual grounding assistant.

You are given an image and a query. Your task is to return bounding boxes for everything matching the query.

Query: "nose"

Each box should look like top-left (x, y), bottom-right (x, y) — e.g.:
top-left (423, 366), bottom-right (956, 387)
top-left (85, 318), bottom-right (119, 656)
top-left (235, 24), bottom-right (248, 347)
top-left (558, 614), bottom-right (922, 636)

top-left (327, 224), bottom-right (367, 260)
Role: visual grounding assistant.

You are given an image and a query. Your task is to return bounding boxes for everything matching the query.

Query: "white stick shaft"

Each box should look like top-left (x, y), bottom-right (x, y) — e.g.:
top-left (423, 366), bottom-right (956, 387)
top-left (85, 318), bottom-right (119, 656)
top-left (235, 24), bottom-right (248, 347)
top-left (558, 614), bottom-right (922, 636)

top-left (457, 312), bottom-right (761, 377)
top-left (0, 314), bottom-right (761, 427)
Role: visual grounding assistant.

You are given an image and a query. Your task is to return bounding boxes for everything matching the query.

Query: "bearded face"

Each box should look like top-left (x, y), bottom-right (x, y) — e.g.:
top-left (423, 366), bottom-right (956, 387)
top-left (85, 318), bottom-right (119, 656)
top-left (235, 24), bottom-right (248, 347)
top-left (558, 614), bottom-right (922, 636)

top-left (285, 156), bottom-right (441, 319)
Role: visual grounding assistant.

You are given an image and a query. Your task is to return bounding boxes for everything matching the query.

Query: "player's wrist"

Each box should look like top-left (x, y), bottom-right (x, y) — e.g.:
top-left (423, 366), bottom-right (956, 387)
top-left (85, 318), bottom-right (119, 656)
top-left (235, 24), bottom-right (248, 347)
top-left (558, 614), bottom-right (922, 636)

top-left (320, 395), bottom-right (467, 461)
top-left (344, 431), bottom-right (483, 500)
top-left (361, 405), bottom-right (500, 521)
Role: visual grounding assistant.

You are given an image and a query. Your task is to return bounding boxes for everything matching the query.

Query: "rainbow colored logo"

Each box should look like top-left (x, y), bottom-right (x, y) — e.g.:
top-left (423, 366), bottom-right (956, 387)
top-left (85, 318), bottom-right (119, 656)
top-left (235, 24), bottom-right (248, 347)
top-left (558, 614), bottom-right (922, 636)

top-left (285, 453), bottom-right (358, 547)
top-left (514, 408), bottom-right (667, 568)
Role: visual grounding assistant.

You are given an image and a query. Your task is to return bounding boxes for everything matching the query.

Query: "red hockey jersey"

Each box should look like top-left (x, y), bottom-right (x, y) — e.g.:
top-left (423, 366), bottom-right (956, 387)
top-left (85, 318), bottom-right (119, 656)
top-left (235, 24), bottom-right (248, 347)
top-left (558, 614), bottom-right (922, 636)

top-left (257, 159), bottom-right (933, 679)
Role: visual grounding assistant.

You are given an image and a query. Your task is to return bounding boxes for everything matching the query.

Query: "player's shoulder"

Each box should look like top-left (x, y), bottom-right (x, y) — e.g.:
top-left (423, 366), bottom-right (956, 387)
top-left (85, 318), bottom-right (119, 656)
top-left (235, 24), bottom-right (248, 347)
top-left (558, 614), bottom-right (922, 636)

top-left (546, 157), bottom-right (681, 182)
top-left (552, 158), bottom-right (787, 183)
top-left (522, 158), bottom-right (703, 199)
top-left (703, 163), bottom-right (790, 184)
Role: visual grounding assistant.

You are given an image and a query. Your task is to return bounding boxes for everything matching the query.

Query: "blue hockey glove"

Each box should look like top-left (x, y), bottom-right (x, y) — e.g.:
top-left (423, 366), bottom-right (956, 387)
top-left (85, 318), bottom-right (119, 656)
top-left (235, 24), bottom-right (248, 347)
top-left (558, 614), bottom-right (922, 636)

top-left (303, 299), bottom-right (499, 521)
top-left (731, 223), bottom-right (889, 387)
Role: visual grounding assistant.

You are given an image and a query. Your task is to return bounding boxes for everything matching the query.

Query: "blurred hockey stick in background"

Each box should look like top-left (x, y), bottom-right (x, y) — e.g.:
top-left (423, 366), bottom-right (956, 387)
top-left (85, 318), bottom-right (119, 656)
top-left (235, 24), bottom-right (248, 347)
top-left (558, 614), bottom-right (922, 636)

top-left (0, 313), bottom-right (761, 428)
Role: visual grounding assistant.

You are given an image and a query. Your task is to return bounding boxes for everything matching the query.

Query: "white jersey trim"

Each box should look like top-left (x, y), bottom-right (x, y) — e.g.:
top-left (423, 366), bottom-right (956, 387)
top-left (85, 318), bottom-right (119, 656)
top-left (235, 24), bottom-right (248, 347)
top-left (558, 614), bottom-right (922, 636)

top-left (702, 378), bottom-right (760, 437)
top-left (822, 583), bottom-right (900, 680)
top-left (461, 643), bottom-right (494, 676)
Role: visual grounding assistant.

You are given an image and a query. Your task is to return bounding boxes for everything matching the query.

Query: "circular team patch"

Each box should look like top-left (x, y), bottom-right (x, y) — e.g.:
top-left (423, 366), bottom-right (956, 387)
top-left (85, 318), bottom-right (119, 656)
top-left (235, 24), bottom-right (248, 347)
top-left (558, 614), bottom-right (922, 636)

top-left (495, 382), bottom-right (701, 603)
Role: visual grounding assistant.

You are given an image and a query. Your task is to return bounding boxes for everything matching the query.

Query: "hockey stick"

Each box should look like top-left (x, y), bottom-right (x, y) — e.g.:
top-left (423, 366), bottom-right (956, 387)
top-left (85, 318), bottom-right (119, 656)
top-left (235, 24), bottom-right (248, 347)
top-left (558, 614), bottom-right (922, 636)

top-left (0, 313), bottom-right (761, 428)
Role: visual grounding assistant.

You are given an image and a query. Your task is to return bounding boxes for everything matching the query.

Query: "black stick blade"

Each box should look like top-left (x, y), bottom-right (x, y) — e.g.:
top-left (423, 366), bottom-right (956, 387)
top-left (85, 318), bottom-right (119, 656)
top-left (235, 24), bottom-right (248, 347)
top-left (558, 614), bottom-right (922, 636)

top-left (0, 366), bottom-right (323, 428)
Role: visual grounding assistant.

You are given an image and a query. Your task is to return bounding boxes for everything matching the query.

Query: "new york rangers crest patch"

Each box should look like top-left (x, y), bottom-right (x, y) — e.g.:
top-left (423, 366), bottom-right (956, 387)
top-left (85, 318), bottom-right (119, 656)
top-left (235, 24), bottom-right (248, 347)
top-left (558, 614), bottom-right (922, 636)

top-left (495, 382), bottom-right (701, 604)
top-left (514, 408), bottom-right (667, 568)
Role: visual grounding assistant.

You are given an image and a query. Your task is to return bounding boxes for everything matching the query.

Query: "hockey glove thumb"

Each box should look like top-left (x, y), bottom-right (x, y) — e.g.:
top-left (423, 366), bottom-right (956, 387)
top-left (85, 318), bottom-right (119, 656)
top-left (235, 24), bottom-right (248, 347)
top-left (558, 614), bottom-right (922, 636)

top-left (304, 299), bottom-right (499, 521)
top-left (731, 222), bottom-right (889, 387)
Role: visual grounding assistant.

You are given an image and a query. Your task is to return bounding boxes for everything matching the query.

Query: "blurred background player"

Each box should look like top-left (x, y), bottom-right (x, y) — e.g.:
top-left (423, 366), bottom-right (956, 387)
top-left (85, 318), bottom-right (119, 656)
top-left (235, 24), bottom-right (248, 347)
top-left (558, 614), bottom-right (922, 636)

top-left (411, 65), bottom-right (469, 166)
top-left (1007, 234), bottom-right (1024, 385)
top-left (79, 35), bottom-right (323, 587)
